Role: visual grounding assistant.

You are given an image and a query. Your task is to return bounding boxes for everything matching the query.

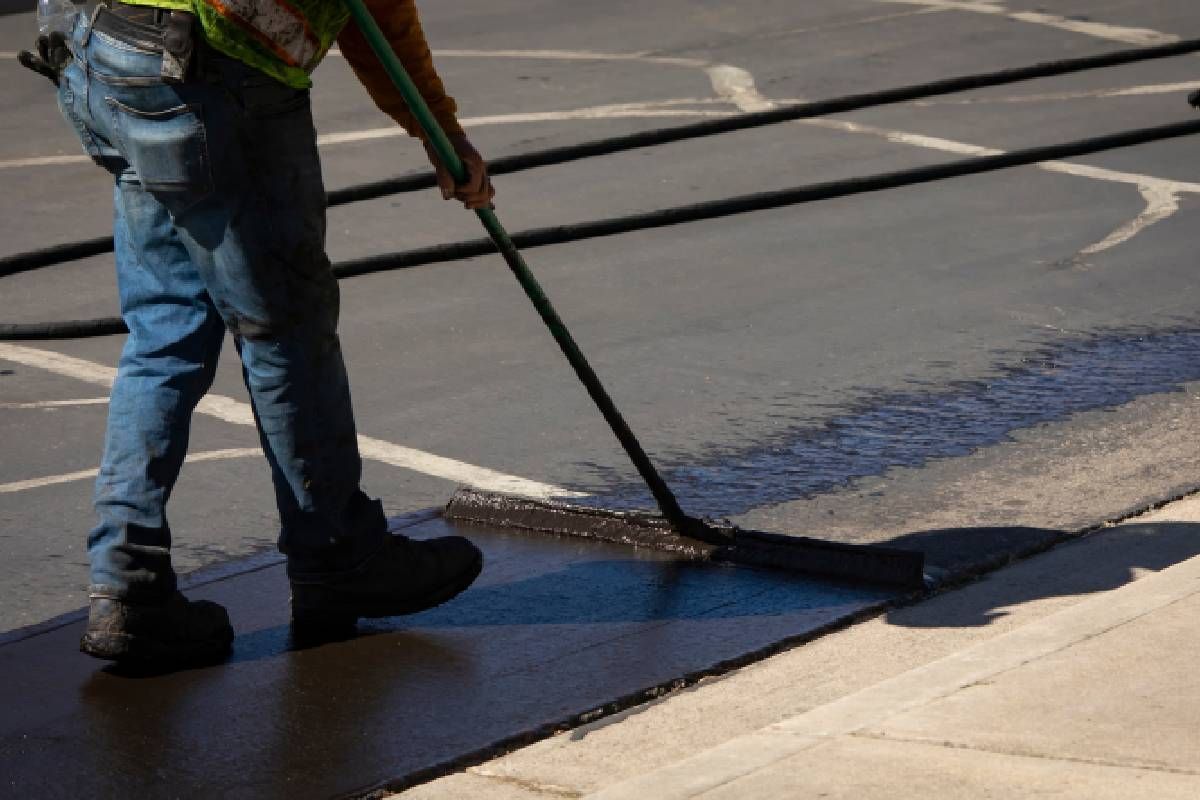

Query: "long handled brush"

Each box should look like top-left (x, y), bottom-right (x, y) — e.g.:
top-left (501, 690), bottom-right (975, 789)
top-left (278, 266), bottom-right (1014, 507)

top-left (344, 0), bottom-right (925, 589)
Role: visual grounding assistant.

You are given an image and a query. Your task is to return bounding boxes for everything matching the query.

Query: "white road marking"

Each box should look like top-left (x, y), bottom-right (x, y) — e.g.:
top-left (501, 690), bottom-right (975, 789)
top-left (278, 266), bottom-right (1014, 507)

top-left (316, 100), bottom-right (733, 146)
top-left (804, 117), bottom-right (1004, 156)
top-left (711, 64), bottom-right (1198, 260)
top-left (6, 46), bottom-right (1191, 257)
top-left (1078, 183), bottom-right (1180, 257)
top-left (329, 47), bottom-right (710, 69)
top-left (0, 343), bottom-right (584, 499)
top-left (3, 48), bottom-right (734, 169)
top-left (707, 64), bottom-right (778, 111)
top-left (0, 448), bottom-right (261, 494)
top-left (874, 0), bottom-right (1179, 45)
top-left (0, 154), bottom-right (92, 170)
top-left (804, 117), bottom-right (1199, 257)
top-left (1, 99), bottom-right (733, 169)
top-left (433, 48), bottom-right (711, 69)
top-left (706, 65), bottom-right (780, 112)
top-left (0, 397), bottom-right (109, 409)
top-left (915, 81), bottom-right (1200, 106)
top-left (0, 345), bottom-right (117, 385)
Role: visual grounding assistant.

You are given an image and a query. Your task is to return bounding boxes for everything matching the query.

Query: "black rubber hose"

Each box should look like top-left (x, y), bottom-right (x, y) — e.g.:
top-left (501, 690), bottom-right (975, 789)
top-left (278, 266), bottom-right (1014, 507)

top-left (6, 116), bottom-right (1200, 341)
top-left (0, 237), bottom-right (115, 279)
top-left (331, 117), bottom-right (1200, 275)
top-left (0, 317), bottom-right (126, 340)
top-left (5, 34), bottom-right (1200, 278)
top-left (328, 34), bottom-right (1200, 205)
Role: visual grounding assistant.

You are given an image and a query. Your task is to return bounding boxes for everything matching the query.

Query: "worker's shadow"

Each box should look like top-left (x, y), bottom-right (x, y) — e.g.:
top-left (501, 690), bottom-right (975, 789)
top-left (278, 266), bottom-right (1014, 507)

top-left (880, 519), bottom-right (1200, 629)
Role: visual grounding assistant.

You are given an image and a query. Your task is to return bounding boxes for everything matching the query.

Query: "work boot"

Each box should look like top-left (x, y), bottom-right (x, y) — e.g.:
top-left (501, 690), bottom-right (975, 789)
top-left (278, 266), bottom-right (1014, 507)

top-left (79, 589), bottom-right (234, 665)
top-left (289, 533), bottom-right (483, 633)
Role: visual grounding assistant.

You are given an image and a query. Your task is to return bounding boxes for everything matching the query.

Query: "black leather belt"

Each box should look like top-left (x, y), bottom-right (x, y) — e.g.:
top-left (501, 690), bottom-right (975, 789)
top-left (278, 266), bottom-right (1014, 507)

top-left (92, 4), bottom-right (170, 52)
top-left (92, 2), bottom-right (199, 81)
top-left (106, 0), bottom-right (171, 26)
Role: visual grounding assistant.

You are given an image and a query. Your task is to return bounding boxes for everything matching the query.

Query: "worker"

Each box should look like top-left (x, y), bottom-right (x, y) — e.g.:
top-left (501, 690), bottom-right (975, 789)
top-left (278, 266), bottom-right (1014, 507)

top-left (19, 0), bottom-right (492, 665)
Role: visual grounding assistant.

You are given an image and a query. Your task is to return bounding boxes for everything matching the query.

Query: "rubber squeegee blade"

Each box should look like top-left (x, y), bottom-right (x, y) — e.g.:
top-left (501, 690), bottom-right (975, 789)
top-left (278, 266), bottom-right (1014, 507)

top-left (445, 489), bottom-right (926, 589)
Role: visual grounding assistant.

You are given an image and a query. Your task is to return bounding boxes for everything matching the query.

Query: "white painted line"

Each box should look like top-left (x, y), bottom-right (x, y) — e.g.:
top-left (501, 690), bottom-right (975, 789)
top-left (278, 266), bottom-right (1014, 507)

top-left (0, 345), bottom-right (117, 385)
top-left (0, 397), bottom-right (109, 409)
top-left (797, 116), bottom-right (1200, 194)
top-left (915, 81), bottom-right (1200, 106)
top-left (714, 65), bottom-right (1199, 259)
top-left (1, 51), bottom-right (18, 60)
top-left (0, 466), bottom-right (103, 494)
top-left (0, 466), bottom-right (100, 494)
top-left (588, 552), bottom-right (1200, 799)
top-left (11, 45), bottom-right (1189, 258)
top-left (804, 117), bottom-right (1005, 156)
top-left (331, 46), bottom-right (713, 70)
top-left (353, 438), bottom-right (576, 497)
top-left (874, 1), bottom-right (1179, 45)
top-left (0, 448), bottom-right (261, 494)
top-left (802, 117), bottom-right (1200, 257)
top-left (316, 101), bottom-right (733, 147)
top-left (706, 65), bottom-right (780, 112)
top-left (0, 154), bottom-right (91, 170)
top-left (4, 48), bottom-right (739, 169)
top-left (0, 343), bottom-right (584, 499)
top-left (2, 100), bottom-right (731, 169)
top-left (433, 48), bottom-right (711, 69)
top-left (1078, 183), bottom-right (1179, 256)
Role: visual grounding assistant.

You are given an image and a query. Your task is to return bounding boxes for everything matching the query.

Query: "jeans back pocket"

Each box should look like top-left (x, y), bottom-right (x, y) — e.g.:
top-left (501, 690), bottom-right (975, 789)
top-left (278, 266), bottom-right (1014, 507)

top-left (58, 63), bottom-right (110, 169)
top-left (107, 98), bottom-right (214, 217)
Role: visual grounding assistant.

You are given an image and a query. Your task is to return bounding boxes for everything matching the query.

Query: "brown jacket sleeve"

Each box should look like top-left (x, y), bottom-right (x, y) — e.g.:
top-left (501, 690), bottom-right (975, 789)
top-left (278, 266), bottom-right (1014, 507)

top-left (337, 0), bottom-right (465, 139)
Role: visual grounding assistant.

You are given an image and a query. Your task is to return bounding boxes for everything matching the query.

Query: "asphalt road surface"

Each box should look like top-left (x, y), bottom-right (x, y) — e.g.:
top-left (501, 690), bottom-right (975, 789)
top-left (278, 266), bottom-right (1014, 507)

top-left (3, 0), bottom-right (1200, 633)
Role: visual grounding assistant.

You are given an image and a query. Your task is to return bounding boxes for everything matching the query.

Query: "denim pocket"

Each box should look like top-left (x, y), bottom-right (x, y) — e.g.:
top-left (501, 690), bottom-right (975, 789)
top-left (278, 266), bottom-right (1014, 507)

top-left (107, 98), bottom-right (213, 216)
top-left (57, 62), bottom-right (109, 169)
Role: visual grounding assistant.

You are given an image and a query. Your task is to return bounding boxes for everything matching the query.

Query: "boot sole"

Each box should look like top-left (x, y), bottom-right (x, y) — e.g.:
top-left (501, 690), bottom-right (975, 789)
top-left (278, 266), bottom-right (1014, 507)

top-left (291, 551), bottom-right (484, 630)
top-left (80, 626), bottom-right (234, 666)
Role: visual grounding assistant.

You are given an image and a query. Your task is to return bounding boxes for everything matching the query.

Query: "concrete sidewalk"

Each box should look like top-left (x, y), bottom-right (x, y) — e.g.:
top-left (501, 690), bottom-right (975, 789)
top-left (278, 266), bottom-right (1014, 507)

top-left (393, 498), bottom-right (1200, 799)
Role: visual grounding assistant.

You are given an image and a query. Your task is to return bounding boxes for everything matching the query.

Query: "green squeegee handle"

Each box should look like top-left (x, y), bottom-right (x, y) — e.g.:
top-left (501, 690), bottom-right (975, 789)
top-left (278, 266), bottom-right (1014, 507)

top-left (344, 0), bottom-right (727, 544)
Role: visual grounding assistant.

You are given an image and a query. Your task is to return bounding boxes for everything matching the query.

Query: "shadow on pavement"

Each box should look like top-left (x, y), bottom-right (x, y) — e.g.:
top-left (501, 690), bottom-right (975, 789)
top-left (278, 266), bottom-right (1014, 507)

top-left (884, 521), bottom-right (1200, 629)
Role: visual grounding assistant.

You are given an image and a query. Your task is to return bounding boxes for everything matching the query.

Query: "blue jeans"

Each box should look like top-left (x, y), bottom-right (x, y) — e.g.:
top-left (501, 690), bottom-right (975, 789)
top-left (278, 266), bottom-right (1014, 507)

top-left (58, 12), bottom-right (385, 599)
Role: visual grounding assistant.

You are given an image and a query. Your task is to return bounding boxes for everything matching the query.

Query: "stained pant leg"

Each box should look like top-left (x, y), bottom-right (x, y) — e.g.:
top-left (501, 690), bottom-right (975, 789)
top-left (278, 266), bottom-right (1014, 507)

top-left (89, 170), bottom-right (226, 598)
top-left (69, 22), bottom-right (383, 590)
top-left (166, 61), bottom-right (384, 576)
top-left (56, 20), bottom-right (226, 598)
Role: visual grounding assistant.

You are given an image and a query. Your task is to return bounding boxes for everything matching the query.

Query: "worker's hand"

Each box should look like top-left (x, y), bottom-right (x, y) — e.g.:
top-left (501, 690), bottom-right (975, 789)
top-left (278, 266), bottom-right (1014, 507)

top-left (18, 32), bottom-right (71, 87)
top-left (1189, 89), bottom-right (1200, 110)
top-left (425, 132), bottom-right (495, 210)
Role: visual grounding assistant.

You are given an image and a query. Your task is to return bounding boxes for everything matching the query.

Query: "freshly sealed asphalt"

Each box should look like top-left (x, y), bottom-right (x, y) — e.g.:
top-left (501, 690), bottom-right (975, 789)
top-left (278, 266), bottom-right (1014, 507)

top-left (0, 516), bottom-right (891, 799)
top-left (4, 0), bottom-right (1200, 795)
